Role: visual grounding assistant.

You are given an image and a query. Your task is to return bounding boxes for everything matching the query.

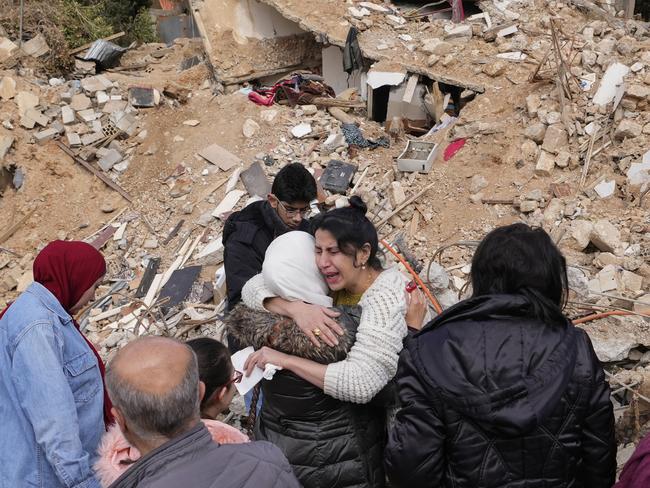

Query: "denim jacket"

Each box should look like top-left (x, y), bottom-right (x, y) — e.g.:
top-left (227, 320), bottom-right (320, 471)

top-left (0, 282), bottom-right (104, 488)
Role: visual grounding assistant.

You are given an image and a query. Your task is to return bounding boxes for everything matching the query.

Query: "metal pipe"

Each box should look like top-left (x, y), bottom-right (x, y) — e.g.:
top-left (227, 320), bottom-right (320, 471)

top-left (18, 0), bottom-right (24, 48)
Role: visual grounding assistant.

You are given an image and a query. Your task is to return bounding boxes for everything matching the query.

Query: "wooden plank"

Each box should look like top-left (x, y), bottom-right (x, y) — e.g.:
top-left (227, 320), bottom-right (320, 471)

top-left (135, 257), bottom-right (161, 299)
top-left (56, 142), bottom-right (133, 202)
top-left (0, 207), bottom-right (36, 245)
top-left (69, 32), bottom-right (126, 55)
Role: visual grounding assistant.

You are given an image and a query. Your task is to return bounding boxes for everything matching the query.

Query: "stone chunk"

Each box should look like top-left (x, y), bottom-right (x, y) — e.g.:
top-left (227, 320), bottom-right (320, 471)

top-left (627, 84), bottom-right (650, 99)
top-left (15, 91), bottom-right (39, 117)
top-left (590, 219), bottom-right (620, 253)
top-left (389, 181), bottom-right (406, 207)
top-left (0, 76), bottom-right (16, 101)
top-left (534, 150), bottom-right (555, 176)
top-left (242, 118), bottom-right (260, 138)
top-left (301, 105), bottom-right (318, 116)
top-left (524, 122), bottom-right (546, 144)
top-left (614, 119), bottom-right (642, 140)
top-left (620, 270), bottom-right (643, 293)
top-left (24, 108), bottom-right (48, 127)
top-left (0, 135), bottom-right (15, 160)
top-left (597, 265), bottom-right (618, 292)
top-left (98, 149), bottom-right (122, 171)
top-left (541, 124), bottom-right (568, 154)
top-left (519, 200), bottom-right (539, 213)
top-left (469, 174), bottom-right (488, 194)
top-left (566, 220), bottom-right (594, 251)
top-left (70, 93), bottom-right (91, 111)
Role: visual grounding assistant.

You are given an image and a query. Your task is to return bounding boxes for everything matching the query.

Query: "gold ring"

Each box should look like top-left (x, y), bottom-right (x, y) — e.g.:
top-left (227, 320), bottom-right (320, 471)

top-left (313, 328), bottom-right (321, 337)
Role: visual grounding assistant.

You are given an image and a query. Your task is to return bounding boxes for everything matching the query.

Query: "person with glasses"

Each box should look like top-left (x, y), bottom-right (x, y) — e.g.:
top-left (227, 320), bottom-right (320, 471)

top-left (94, 338), bottom-right (249, 487)
top-left (223, 162), bottom-right (317, 413)
top-left (223, 162), bottom-right (317, 317)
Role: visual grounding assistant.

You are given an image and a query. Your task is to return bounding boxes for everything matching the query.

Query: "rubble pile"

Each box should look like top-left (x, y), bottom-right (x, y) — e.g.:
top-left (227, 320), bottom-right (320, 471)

top-left (0, 0), bottom-right (649, 457)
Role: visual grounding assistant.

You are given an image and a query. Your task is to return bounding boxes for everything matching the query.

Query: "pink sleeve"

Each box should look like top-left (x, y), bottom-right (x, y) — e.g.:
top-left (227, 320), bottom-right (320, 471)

top-left (93, 424), bottom-right (141, 488)
top-left (203, 419), bottom-right (250, 444)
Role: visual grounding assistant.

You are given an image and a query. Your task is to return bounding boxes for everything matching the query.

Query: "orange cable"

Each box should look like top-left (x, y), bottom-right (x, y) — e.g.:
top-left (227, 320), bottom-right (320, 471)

top-left (572, 309), bottom-right (650, 325)
top-left (380, 239), bottom-right (443, 315)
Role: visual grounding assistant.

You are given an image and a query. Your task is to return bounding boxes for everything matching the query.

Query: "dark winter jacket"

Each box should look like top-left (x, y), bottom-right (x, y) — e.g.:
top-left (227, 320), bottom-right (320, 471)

top-left (385, 294), bottom-right (616, 488)
top-left (226, 305), bottom-right (387, 488)
top-left (107, 422), bottom-right (300, 488)
top-left (223, 200), bottom-right (308, 310)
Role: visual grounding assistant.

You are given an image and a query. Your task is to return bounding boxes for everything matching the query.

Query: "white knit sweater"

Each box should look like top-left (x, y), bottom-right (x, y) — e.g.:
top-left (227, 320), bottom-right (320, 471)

top-left (241, 267), bottom-right (409, 404)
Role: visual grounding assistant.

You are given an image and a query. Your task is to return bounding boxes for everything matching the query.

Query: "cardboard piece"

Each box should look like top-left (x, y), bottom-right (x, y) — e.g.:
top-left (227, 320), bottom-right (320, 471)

top-left (198, 144), bottom-right (241, 171)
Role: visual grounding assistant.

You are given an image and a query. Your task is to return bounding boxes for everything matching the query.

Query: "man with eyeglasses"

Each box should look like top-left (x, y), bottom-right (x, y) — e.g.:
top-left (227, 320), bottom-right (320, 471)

top-left (223, 162), bottom-right (317, 319)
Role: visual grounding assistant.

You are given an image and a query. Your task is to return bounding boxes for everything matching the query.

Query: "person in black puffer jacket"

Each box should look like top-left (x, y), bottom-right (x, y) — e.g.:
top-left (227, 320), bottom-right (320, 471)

top-left (385, 223), bottom-right (616, 488)
top-left (227, 304), bottom-right (386, 488)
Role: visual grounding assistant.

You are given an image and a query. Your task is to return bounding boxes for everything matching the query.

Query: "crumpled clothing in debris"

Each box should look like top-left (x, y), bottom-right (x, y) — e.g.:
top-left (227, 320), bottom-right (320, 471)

top-left (341, 123), bottom-right (389, 149)
top-left (248, 74), bottom-right (335, 107)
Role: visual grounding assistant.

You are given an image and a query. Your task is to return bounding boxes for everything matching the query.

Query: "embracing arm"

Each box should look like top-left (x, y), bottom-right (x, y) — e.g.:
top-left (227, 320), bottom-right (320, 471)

top-left (324, 277), bottom-right (407, 403)
top-left (11, 322), bottom-right (101, 488)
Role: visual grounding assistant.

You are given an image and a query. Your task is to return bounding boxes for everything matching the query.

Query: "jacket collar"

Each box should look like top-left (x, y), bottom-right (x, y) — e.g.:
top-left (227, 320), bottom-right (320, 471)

top-left (260, 201), bottom-right (292, 238)
top-left (110, 422), bottom-right (211, 487)
top-left (25, 281), bottom-right (73, 325)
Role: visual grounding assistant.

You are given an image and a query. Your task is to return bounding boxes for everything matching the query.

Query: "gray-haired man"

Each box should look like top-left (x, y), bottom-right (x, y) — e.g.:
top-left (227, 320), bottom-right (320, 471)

top-left (106, 336), bottom-right (300, 488)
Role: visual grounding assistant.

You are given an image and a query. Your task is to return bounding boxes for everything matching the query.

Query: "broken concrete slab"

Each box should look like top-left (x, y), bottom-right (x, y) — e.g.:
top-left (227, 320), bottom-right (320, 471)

top-left (66, 132), bottom-right (81, 147)
top-left (77, 109), bottom-right (98, 122)
top-left (212, 190), bottom-right (246, 219)
top-left (421, 39), bottom-right (454, 55)
top-left (579, 315), bottom-right (650, 362)
top-left (590, 219), bottom-right (621, 253)
top-left (240, 162), bottom-right (271, 198)
top-left (15, 91), bottom-right (39, 118)
top-left (102, 100), bottom-right (128, 114)
top-left (0, 135), bottom-right (15, 161)
top-left (22, 34), bottom-right (49, 57)
top-left (594, 179), bottom-right (616, 199)
top-left (70, 93), bottom-right (91, 111)
top-left (627, 150), bottom-right (650, 187)
top-left (98, 149), bottom-right (122, 171)
top-left (565, 220), bottom-right (594, 251)
top-left (33, 128), bottom-right (58, 144)
top-left (198, 144), bottom-right (241, 171)
top-left (593, 62), bottom-right (630, 107)
top-left (81, 131), bottom-right (104, 146)
top-left (0, 37), bottom-right (18, 65)
top-left (0, 76), bottom-right (16, 101)
top-left (61, 105), bottom-right (75, 125)
top-left (24, 108), bottom-right (48, 127)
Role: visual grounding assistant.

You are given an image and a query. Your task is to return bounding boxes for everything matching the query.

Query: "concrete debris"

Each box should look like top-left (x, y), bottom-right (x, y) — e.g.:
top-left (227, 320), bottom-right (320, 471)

top-left (0, 76), bottom-right (16, 101)
top-left (242, 118), bottom-right (260, 138)
top-left (98, 149), bottom-right (122, 172)
top-left (534, 150), bottom-right (555, 177)
top-left (291, 122), bottom-right (312, 138)
top-left (0, 135), bottom-right (14, 161)
top-left (70, 94), bottom-right (92, 112)
top-left (541, 125), bottom-right (568, 155)
top-left (594, 179), bottom-right (616, 199)
top-left (22, 34), bottom-right (50, 58)
top-left (15, 91), bottom-right (39, 118)
top-left (614, 119), bottom-right (642, 140)
top-left (590, 220), bottom-right (621, 253)
top-left (183, 119), bottom-right (200, 127)
top-left (469, 175), bottom-right (488, 194)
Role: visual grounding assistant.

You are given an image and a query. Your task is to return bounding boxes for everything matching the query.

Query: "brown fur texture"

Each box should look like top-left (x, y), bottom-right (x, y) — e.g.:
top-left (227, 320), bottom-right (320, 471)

top-left (224, 304), bottom-right (361, 364)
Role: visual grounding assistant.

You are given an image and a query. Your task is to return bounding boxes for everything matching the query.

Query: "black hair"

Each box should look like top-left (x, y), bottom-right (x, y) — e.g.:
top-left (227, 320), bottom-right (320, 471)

top-left (470, 223), bottom-right (569, 325)
top-left (185, 338), bottom-right (232, 411)
top-left (310, 196), bottom-right (382, 270)
top-left (271, 163), bottom-right (317, 203)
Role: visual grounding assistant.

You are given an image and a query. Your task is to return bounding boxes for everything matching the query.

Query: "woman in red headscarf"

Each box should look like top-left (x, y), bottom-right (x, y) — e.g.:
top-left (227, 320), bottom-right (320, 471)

top-left (0, 240), bottom-right (110, 488)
